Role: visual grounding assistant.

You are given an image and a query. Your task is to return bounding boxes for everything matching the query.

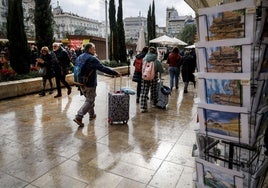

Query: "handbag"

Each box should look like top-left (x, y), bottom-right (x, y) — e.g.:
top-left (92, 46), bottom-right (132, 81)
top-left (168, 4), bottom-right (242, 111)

top-left (38, 67), bottom-right (47, 76)
top-left (132, 71), bottom-right (141, 82)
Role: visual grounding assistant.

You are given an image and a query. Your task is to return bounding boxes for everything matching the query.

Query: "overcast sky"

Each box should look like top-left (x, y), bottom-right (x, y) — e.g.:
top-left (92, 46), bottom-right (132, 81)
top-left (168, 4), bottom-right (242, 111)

top-left (51, 0), bottom-right (195, 27)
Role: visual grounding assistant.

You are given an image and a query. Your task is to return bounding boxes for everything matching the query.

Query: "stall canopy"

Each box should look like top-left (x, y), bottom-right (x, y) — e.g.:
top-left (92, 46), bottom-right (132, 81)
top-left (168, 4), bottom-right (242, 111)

top-left (149, 35), bottom-right (188, 46)
top-left (149, 35), bottom-right (175, 45)
top-left (172, 37), bottom-right (188, 45)
top-left (185, 44), bottom-right (195, 48)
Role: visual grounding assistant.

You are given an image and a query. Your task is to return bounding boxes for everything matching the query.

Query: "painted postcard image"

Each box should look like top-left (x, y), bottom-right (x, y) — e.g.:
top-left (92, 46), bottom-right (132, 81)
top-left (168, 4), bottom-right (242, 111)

top-left (203, 164), bottom-right (238, 188)
top-left (204, 109), bottom-right (240, 137)
top-left (205, 46), bottom-right (242, 73)
top-left (207, 10), bottom-right (245, 41)
top-left (205, 79), bottom-right (241, 106)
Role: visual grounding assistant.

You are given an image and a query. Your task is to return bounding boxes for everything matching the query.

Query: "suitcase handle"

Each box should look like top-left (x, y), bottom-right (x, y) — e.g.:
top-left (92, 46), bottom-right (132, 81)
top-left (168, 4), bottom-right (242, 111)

top-left (113, 76), bottom-right (122, 93)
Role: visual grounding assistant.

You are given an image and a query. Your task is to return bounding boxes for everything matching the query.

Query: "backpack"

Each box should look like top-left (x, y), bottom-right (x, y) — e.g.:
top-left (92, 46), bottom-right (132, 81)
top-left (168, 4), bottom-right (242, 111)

top-left (142, 61), bottom-right (155, 80)
top-left (134, 58), bottom-right (143, 72)
top-left (73, 53), bottom-right (92, 86)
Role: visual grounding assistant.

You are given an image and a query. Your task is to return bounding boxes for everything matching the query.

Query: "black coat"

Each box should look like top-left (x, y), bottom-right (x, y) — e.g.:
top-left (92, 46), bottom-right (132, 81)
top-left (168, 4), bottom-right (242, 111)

top-left (181, 54), bottom-right (196, 83)
top-left (53, 47), bottom-right (70, 76)
top-left (39, 53), bottom-right (54, 79)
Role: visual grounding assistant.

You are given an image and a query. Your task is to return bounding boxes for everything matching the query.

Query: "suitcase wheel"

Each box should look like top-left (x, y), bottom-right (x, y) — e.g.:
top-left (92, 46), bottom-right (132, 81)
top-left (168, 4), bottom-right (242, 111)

top-left (108, 119), bottom-right (113, 125)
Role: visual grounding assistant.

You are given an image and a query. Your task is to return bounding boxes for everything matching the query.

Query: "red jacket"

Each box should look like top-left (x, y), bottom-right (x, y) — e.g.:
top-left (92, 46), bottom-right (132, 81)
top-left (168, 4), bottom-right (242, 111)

top-left (167, 52), bottom-right (181, 67)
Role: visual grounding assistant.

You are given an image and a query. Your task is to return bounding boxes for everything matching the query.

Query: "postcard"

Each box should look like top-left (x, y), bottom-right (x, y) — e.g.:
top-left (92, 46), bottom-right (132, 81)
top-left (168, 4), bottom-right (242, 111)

top-left (198, 0), bottom-right (255, 42)
top-left (196, 45), bottom-right (252, 73)
top-left (198, 103), bottom-right (249, 144)
top-left (196, 158), bottom-right (244, 188)
top-left (197, 73), bottom-right (251, 109)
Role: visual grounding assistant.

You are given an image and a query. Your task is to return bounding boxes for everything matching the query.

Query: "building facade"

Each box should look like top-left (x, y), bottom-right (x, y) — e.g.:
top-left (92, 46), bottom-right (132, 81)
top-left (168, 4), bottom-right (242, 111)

top-left (0, 0), bottom-right (7, 38)
top-left (52, 5), bottom-right (103, 40)
top-left (124, 15), bottom-right (147, 43)
top-left (166, 7), bottom-right (194, 37)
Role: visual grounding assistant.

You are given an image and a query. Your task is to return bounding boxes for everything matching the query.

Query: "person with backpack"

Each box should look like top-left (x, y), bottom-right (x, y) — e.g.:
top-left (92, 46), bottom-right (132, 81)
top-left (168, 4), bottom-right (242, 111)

top-left (52, 42), bottom-right (72, 98)
top-left (140, 46), bottom-right (164, 113)
top-left (133, 46), bottom-right (148, 103)
top-left (73, 43), bottom-right (121, 127)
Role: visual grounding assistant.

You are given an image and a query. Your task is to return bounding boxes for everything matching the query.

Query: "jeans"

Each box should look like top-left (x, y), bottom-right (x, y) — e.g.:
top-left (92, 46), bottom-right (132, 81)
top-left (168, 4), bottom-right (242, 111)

top-left (169, 67), bottom-right (179, 89)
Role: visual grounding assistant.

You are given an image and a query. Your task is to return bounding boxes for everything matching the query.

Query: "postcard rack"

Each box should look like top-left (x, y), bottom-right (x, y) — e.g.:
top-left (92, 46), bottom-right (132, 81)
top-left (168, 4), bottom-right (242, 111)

top-left (194, 0), bottom-right (268, 187)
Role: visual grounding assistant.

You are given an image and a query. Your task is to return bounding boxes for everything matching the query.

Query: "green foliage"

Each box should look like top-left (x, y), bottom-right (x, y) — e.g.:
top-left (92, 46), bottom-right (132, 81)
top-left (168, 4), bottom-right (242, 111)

top-left (178, 24), bottom-right (197, 45)
top-left (147, 1), bottom-right (156, 46)
top-left (147, 5), bottom-right (152, 45)
top-left (34, 0), bottom-right (54, 50)
top-left (7, 0), bottom-right (30, 74)
top-left (151, 0), bottom-right (156, 39)
top-left (109, 0), bottom-right (119, 61)
top-left (0, 67), bottom-right (40, 82)
top-left (117, 0), bottom-right (127, 62)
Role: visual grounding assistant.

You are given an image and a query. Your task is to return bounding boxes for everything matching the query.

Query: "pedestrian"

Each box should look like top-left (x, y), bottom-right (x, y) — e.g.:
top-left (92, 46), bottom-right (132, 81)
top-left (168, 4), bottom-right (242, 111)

top-left (73, 42), bottom-right (121, 127)
top-left (140, 46), bottom-right (164, 113)
top-left (36, 46), bottom-right (54, 96)
top-left (129, 49), bottom-right (134, 59)
top-left (181, 50), bottom-right (196, 93)
top-left (52, 42), bottom-right (72, 98)
top-left (133, 46), bottom-right (148, 103)
top-left (30, 44), bottom-right (39, 67)
top-left (167, 47), bottom-right (182, 90)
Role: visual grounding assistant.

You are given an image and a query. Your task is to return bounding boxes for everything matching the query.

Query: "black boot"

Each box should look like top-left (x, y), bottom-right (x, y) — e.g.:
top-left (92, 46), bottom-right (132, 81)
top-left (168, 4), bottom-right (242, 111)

top-left (49, 89), bottom-right (53, 94)
top-left (39, 91), bottom-right (45, 96)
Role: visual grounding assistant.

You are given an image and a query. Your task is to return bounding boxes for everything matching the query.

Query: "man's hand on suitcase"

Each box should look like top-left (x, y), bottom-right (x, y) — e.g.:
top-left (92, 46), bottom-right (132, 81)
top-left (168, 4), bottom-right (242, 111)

top-left (117, 72), bottom-right (122, 77)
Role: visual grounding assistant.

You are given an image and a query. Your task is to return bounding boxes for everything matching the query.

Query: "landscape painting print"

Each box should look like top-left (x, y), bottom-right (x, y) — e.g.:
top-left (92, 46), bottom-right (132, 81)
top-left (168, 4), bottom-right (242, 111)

top-left (204, 109), bottom-right (240, 138)
top-left (204, 165), bottom-right (235, 188)
top-left (196, 158), bottom-right (244, 188)
top-left (205, 79), bottom-right (241, 106)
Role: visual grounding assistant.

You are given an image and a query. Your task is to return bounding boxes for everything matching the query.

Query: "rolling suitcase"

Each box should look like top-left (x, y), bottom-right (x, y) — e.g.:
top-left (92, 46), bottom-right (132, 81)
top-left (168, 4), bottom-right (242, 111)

top-left (108, 77), bottom-right (130, 124)
top-left (156, 79), bottom-right (171, 109)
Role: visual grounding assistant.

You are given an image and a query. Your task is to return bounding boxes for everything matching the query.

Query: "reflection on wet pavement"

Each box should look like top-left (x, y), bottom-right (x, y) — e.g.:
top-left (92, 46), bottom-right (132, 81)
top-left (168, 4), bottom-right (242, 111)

top-left (0, 74), bottom-right (199, 187)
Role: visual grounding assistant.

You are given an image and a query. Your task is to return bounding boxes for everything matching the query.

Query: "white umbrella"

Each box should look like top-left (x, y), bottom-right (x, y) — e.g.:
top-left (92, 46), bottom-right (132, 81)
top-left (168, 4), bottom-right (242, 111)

top-left (172, 37), bottom-right (188, 45)
top-left (149, 35), bottom-right (174, 45)
top-left (136, 28), bottom-right (146, 53)
top-left (185, 44), bottom-right (195, 48)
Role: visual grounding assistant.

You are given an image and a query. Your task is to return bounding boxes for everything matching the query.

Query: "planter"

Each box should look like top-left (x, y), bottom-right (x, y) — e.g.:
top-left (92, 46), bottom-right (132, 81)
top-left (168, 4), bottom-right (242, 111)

top-left (0, 65), bottom-right (131, 100)
top-left (103, 65), bottom-right (130, 76)
top-left (0, 74), bottom-right (73, 100)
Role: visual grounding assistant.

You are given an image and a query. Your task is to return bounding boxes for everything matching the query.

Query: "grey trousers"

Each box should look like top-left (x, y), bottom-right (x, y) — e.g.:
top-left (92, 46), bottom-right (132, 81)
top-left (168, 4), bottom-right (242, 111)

top-left (76, 86), bottom-right (96, 119)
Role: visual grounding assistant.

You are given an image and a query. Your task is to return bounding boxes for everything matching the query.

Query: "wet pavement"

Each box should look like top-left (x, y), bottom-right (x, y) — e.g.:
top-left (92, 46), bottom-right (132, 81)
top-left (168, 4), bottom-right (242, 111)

top-left (0, 72), bottom-right (199, 188)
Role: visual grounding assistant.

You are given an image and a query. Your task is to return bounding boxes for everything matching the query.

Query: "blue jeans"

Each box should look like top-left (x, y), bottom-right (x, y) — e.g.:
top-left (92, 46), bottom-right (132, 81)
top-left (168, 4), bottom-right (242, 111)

top-left (169, 67), bottom-right (179, 89)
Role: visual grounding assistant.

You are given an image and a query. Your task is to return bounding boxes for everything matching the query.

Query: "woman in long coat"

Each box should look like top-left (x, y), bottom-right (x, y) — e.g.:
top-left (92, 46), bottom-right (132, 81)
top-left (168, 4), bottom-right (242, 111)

top-left (181, 50), bottom-right (196, 93)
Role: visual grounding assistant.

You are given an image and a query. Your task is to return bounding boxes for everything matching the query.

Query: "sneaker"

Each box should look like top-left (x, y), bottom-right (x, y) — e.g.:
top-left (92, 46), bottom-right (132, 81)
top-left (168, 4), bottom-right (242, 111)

top-left (49, 90), bottom-right (53, 94)
top-left (90, 114), bottom-right (96, 120)
top-left (73, 117), bottom-right (84, 127)
top-left (39, 91), bottom-right (45, 96)
top-left (151, 104), bottom-right (156, 108)
top-left (184, 90), bottom-right (188, 93)
top-left (141, 109), bottom-right (148, 113)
